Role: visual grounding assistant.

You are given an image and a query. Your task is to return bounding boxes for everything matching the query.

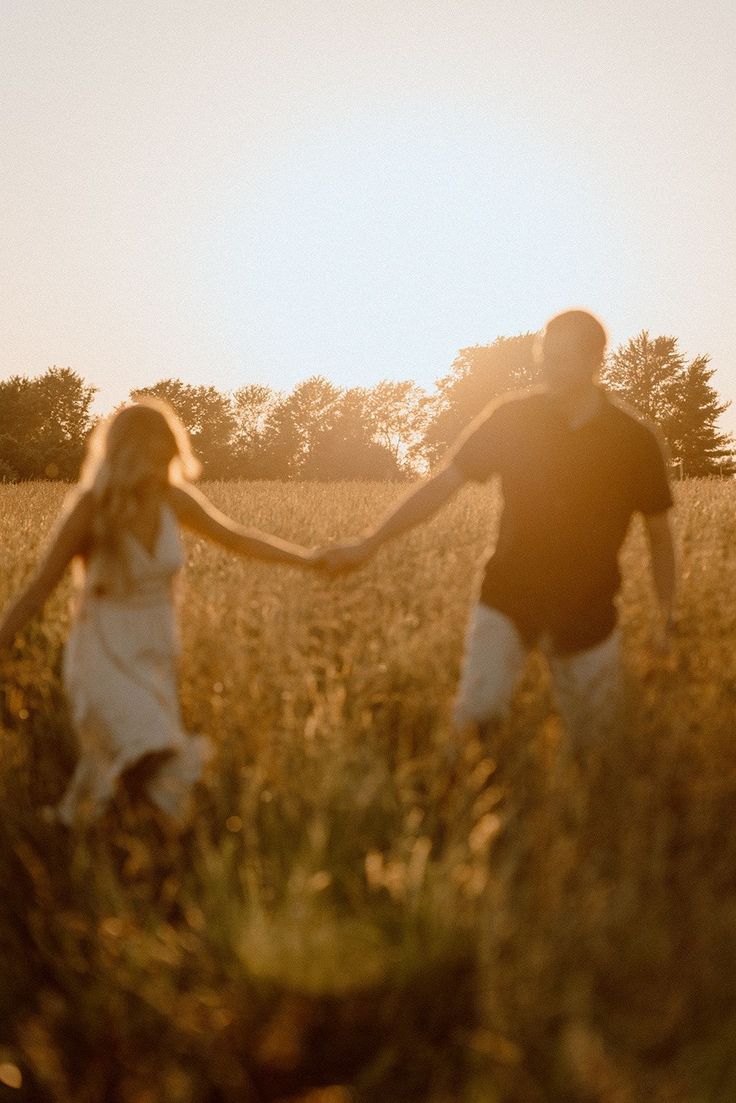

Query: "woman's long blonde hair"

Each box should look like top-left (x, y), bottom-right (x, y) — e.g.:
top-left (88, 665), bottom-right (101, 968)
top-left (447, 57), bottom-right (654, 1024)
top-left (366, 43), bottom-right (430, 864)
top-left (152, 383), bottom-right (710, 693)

top-left (77, 399), bottom-right (201, 593)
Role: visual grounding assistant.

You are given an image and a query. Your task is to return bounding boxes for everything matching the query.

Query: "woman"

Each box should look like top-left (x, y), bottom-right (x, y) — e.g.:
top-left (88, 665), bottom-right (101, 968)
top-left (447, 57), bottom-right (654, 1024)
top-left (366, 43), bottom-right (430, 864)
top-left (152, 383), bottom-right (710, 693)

top-left (0, 399), bottom-right (317, 825)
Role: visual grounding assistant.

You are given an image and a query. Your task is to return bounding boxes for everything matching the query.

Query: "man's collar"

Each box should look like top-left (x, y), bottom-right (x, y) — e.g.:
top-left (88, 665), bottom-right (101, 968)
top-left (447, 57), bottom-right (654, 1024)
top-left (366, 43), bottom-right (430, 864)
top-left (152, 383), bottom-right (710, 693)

top-left (545, 384), bottom-right (608, 430)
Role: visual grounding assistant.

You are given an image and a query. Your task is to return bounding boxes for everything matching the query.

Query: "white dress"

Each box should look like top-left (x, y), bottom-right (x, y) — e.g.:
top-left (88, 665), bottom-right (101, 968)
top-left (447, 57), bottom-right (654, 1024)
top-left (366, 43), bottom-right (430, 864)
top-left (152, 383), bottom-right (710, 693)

top-left (57, 504), bottom-right (208, 824)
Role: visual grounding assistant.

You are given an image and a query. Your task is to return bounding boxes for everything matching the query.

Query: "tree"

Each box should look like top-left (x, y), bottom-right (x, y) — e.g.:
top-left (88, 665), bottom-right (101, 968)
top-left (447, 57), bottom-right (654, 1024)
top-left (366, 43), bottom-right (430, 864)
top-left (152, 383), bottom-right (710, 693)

top-left (258, 376), bottom-right (342, 479)
top-left (364, 380), bottom-right (432, 474)
top-left (0, 367), bottom-right (96, 479)
top-left (231, 384), bottom-right (281, 478)
top-left (131, 380), bottom-right (238, 479)
top-left (603, 332), bottom-right (682, 428)
top-left (603, 333), bottom-right (734, 476)
top-left (667, 356), bottom-right (734, 476)
top-left (0, 431), bottom-right (26, 482)
top-left (421, 333), bottom-right (540, 465)
top-left (301, 387), bottom-right (403, 480)
top-left (232, 384), bottom-right (279, 444)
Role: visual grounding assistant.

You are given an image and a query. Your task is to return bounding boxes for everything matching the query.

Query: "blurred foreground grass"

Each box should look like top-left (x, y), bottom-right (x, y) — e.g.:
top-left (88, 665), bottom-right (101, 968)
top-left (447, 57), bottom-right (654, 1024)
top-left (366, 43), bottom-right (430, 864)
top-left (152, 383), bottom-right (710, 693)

top-left (0, 479), bottom-right (735, 1102)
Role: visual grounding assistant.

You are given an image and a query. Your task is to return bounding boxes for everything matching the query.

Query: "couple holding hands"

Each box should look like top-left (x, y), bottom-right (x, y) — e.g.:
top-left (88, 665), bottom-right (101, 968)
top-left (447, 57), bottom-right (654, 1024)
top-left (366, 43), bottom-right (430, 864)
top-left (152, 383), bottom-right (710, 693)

top-left (0, 309), bottom-right (676, 826)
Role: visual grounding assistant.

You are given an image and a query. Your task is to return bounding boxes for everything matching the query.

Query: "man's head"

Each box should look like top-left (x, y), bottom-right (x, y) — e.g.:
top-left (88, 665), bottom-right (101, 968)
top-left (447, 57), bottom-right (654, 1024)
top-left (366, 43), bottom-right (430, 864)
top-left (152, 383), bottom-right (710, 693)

top-left (536, 310), bottom-right (608, 394)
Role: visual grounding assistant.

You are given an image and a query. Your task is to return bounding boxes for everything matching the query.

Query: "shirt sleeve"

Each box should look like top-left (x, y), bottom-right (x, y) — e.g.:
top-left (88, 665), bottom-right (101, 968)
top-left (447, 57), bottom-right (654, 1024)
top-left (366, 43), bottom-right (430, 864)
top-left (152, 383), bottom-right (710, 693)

top-left (445, 399), bottom-right (509, 482)
top-left (631, 424), bottom-right (674, 514)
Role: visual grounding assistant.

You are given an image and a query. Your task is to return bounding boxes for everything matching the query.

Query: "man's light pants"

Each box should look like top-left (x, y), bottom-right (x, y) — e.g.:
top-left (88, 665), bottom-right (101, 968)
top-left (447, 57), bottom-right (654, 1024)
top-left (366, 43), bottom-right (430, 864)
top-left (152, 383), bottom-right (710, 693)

top-left (453, 604), bottom-right (622, 738)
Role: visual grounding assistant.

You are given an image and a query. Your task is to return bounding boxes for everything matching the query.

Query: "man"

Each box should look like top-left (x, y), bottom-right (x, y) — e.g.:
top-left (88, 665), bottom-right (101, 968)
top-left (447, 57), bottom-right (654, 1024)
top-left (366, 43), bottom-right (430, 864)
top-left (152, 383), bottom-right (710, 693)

top-left (320, 310), bottom-right (676, 740)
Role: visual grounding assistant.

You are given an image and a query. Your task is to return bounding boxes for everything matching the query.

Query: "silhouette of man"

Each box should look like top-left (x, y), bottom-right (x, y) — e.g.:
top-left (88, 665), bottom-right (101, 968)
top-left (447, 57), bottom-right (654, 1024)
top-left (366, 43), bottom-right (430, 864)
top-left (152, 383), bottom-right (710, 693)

top-left (320, 310), bottom-right (676, 740)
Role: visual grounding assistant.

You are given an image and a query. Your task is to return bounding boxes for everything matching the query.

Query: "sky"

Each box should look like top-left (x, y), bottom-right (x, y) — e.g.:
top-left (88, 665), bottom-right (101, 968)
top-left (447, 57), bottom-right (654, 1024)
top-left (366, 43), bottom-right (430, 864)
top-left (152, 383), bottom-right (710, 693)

top-left (3, 0), bottom-right (736, 431)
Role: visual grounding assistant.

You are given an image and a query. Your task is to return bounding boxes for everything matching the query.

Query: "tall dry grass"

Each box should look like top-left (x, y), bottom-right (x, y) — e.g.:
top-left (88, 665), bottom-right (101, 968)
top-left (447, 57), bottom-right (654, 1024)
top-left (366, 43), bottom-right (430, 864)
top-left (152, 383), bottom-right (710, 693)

top-left (0, 479), bottom-right (735, 1102)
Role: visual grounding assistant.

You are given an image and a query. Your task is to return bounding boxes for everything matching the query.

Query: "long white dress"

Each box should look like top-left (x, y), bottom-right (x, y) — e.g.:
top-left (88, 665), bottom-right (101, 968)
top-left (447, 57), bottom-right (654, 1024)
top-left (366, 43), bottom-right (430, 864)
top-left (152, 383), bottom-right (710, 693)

top-left (57, 504), bottom-right (208, 824)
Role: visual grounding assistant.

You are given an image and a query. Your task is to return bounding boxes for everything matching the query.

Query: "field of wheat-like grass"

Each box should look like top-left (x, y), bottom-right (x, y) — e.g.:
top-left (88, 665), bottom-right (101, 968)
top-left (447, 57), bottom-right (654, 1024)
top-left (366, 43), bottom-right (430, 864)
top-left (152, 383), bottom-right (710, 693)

top-left (1, 479), bottom-right (735, 1103)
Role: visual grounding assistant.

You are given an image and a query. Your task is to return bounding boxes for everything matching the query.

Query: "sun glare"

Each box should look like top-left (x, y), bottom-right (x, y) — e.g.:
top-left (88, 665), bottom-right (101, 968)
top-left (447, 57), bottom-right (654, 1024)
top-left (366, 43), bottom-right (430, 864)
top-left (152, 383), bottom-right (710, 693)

top-left (202, 110), bottom-right (620, 391)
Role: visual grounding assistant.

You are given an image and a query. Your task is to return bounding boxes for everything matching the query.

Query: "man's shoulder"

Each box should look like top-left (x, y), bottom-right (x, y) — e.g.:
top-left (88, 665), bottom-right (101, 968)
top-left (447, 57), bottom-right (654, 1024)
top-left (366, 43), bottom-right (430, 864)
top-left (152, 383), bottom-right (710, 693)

top-left (602, 391), bottom-right (645, 422)
top-left (457, 387), bottom-right (552, 454)
top-left (474, 385), bottom-right (549, 427)
top-left (601, 391), bottom-right (664, 444)
top-left (448, 387), bottom-right (545, 479)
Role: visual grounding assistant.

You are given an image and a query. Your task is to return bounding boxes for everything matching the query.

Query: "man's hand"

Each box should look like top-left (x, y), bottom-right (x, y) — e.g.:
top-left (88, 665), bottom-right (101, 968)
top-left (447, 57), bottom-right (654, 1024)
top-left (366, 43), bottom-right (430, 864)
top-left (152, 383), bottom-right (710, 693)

top-left (315, 537), bottom-right (375, 574)
top-left (310, 464), bottom-right (466, 577)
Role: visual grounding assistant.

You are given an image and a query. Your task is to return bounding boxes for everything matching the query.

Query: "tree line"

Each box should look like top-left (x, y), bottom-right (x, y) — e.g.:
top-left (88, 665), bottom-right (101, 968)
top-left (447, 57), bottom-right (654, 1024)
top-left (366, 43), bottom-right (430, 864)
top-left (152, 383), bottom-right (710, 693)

top-left (0, 331), bottom-right (732, 482)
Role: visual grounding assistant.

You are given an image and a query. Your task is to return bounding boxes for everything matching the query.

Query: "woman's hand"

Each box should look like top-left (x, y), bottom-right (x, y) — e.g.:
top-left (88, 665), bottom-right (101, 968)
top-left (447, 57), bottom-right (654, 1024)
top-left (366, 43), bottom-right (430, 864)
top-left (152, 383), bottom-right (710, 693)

top-left (313, 537), bottom-right (376, 574)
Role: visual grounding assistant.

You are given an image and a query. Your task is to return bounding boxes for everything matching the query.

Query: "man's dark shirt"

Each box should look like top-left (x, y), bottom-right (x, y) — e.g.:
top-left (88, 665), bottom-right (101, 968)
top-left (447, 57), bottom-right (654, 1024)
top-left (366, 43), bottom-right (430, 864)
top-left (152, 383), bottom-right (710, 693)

top-left (449, 386), bottom-right (673, 653)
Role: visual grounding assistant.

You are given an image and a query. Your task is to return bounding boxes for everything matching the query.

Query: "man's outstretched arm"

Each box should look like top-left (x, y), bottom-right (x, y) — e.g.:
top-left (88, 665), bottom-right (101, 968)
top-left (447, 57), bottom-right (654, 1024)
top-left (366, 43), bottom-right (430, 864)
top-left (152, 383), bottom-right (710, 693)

top-left (320, 463), bottom-right (467, 572)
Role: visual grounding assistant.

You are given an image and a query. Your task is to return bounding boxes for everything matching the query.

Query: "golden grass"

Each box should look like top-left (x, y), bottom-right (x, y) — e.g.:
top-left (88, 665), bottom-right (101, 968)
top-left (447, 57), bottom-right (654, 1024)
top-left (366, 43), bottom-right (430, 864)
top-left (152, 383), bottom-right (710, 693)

top-left (1, 479), bottom-right (735, 1102)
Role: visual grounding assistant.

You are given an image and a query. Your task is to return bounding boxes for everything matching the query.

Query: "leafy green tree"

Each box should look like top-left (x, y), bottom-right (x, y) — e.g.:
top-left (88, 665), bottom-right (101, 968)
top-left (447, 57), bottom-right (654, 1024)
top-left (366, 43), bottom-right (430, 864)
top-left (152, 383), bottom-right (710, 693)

top-left (231, 384), bottom-right (281, 478)
top-left (667, 356), bottom-right (734, 476)
top-left (364, 380), bottom-right (432, 473)
top-left (603, 333), bottom-right (734, 475)
top-left (258, 377), bottom-right (342, 479)
top-left (421, 334), bottom-right (540, 465)
top-left (130, 380), bottom-right (237, 479)
top-left (0, 367), bottom-right (96, 479)
top-left (0, 432), bottom-right (25, 481)
top-left (603, 332), bottom-right (682, 427)
top-left (232, 384), bottom-right (279, 444)
top-left (301, 388), bottom-right (403, 480)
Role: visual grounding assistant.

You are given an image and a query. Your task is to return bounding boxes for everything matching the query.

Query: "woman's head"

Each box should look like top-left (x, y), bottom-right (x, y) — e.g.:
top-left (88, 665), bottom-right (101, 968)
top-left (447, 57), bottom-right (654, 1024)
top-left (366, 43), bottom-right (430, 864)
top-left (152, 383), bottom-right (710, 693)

top-left (81, 398), bottom-right (201, 495)
top-left (75, 400), bottom-right (200, 594)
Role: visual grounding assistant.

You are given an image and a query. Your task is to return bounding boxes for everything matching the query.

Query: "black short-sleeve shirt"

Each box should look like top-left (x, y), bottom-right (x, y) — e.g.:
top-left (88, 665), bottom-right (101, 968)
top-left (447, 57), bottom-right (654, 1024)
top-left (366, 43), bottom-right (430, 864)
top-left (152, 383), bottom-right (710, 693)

top-left (448, 387), bottom-right (673, 653)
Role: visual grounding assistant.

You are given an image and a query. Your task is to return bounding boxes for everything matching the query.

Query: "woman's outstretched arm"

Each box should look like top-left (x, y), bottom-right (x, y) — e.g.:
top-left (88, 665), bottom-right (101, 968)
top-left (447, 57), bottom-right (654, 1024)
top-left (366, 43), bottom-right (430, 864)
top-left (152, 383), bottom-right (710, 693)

top-left (168, 484), bottom-right (317, 566)
top-left (0, 490), bottom-right (94, 650)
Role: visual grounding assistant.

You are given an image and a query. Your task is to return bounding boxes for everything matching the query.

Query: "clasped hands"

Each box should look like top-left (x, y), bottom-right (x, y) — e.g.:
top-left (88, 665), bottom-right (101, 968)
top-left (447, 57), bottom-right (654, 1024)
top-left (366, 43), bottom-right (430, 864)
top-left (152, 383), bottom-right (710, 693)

top-left (303, 534), bottom-right (378, 574)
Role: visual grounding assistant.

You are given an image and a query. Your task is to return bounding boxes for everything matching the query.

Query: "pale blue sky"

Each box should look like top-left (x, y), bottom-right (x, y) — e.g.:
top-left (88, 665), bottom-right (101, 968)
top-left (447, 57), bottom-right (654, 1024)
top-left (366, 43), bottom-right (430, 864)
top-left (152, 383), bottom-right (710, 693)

top-left (3, 1), bottom-right (735, 430)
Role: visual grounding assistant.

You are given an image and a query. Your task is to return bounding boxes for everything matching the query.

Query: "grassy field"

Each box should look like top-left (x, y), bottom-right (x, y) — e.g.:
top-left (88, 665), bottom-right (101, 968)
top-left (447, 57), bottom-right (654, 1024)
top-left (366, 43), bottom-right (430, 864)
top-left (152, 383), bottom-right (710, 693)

top-left (1, 478), bottom-right (736, 1102)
